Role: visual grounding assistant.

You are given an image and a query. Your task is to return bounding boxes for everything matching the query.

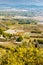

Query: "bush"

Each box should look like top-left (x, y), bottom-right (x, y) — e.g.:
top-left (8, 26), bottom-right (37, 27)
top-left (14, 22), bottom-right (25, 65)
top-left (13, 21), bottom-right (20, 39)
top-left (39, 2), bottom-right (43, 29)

top-left (37, 40), bottom-right (43, 44)
top-left (16, 36), bottom-right (23, 42)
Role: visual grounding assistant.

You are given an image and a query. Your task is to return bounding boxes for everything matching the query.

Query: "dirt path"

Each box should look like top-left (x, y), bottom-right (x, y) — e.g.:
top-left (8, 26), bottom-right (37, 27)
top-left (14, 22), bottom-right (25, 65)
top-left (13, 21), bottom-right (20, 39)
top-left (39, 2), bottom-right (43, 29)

top-left (0, 41), bottom-right (10, 44)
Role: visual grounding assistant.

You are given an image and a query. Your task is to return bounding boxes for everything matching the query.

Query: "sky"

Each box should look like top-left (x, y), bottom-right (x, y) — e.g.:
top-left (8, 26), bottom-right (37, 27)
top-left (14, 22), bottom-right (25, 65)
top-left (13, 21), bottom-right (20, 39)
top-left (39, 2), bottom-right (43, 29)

top-left (0, 0), bottom-right (43, 9)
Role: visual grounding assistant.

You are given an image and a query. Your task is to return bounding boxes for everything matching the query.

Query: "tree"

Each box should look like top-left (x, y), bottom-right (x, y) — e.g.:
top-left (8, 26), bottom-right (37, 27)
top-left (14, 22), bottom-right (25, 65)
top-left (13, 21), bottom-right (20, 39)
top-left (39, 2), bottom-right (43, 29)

top-left (16, 36), bottom-right (23, 42)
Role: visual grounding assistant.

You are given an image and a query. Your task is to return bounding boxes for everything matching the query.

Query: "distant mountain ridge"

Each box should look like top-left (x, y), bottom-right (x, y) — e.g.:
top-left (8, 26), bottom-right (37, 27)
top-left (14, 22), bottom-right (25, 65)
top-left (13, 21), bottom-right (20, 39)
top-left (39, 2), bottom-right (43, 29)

top-left (0, 4), bottom-right (43, 9)
top-left (0, 4), bottom-right (43, 17)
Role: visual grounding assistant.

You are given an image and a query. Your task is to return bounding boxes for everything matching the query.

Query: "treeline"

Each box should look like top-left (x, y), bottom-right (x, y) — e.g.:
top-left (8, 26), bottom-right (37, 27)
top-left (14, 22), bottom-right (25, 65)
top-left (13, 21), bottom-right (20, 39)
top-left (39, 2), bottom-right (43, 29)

top-left (15, 19), bottom-right (37, 24)
top-left (1, 18), bottom-right (37, 24)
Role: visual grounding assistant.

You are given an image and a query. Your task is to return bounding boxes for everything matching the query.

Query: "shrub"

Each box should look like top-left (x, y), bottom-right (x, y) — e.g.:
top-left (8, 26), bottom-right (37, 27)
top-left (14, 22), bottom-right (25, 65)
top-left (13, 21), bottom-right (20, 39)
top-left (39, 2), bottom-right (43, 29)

top-left (16, 36), bottom-right (23, 42)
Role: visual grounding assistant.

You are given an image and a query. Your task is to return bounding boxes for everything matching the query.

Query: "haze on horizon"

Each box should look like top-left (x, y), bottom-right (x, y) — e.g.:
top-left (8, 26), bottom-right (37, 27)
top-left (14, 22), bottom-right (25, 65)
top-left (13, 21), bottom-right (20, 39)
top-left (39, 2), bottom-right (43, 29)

top-left (0, 0), bottom-right (43, 9)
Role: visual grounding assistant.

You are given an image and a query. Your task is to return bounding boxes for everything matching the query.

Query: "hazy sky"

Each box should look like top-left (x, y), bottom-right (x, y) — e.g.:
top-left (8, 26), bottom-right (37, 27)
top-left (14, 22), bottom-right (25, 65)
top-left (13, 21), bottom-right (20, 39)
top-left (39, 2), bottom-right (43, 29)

top-left (0, 0), bottom-right (43, 8)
